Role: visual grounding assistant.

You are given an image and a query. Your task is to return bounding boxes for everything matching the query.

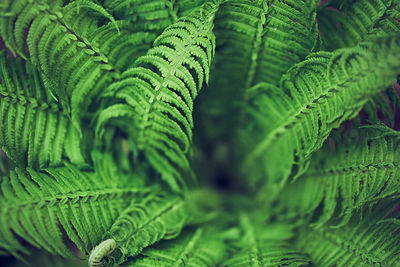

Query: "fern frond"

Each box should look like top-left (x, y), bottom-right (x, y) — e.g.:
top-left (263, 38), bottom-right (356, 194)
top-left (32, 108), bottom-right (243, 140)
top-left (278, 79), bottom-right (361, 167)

top-left (211, 0), bottom-right (319, 88)
top-left (0, 0), bottom-right (64, 57)
top-left (122, 226), bottom-right (229, 267)
top-left (0, 162), bottom-right (145, 260)
top-left (89, 21), bottom-right (156, 71)
top-left (0, 52), bottom-right (85, 168)
top-left (360, 82), bottom-right (400, 129)
top-left (3, 249), bottom-right (86, 267)
top-left (296, 200), bottom-right (400, 266)
top-left (0, 0), bottom-right (124, 129)
top-left (98, 2), bottom-right (220, 191)
top-left (250, 0), bottom-right (320, 86)
top-left (195, 0), bottom-right (319, 183)
top-left (102, 0), bottom-right (206, 33)
top-left (277, 127), bottom-right (400, 226)
top-left (96, 189), bottom-right (218, 265)
top-left (0, 148), bottom-right (12, 176)
top-left (243, 34), bottom-right (400, 186)
top-left (224, 243), bottom-right (312, 267)
top-left (317, 0), bottom-right (399, 50)
top-left (223, 213), bottom-right (312, 266)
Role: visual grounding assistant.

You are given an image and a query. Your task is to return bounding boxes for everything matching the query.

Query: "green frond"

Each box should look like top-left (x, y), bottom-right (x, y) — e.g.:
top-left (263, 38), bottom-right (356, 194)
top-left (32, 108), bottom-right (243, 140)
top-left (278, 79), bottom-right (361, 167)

top-left (222, 213), bottom-right (312, 266)
top-left (72, 0), bottom-right (120, 33)
top-left (0, 162), bottom-right (145, 260)
top-left (211, 0), bottom-right (319, 88)
top-left (2, 1), bottom-right (400, 266)
top-left (276, 127), bottom-right (400, 226)
top-left (98, 2), bottom-right (220, 191)
top-left (122, 226), bottom-right (229, 267)
top-left (102, 0), bottom-right (206, 33)
top-left (3, 249), bottom-right (86, 267)
top-left (361, 83), bottom-right (400, 129)
top-left (296, 200), bottom-right (400, 266)
top-left (317, 0), bottom-right (400, 50)
top-left (0, 0), bottom-right (128, 130)
top-left (195, 0), bottom-right (273, 153)
top-left (89, 21), bottom-right (156, 71)
top-left (223, 243), bottom-right (312, 267)
top-left (96, 189), bottom-right (219, 265)
top-left (243, 34), bottom-right (400, 187)
top-left (251, 0), bottom-right (320, 86)
top-left (0, 52), bottom-right (85, 169)
top-left (0, 0), bottom-right (65, 57)
top-left (195, 0), bottom-right (319, 184)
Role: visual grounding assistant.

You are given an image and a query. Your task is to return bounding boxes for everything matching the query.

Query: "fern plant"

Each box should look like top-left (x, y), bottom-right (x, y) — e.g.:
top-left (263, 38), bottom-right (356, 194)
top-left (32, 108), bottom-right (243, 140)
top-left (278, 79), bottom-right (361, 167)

top-left (1, 0), bottom-right (400, 266)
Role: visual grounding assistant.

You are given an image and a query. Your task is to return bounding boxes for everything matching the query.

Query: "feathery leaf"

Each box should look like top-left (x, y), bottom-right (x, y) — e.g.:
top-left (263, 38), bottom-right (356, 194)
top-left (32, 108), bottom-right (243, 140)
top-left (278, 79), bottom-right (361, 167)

top-left (0, 52), bottom-right (85, 168)
top-left (243, 34), bottom-right (400, 187)
top-left (98, 2), bottom-right (220, 191)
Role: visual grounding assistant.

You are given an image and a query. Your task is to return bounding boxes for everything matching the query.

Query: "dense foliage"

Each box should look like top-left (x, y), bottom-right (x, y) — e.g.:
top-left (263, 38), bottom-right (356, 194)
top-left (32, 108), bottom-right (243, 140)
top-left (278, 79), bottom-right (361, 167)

top-left (1, 0), bottom-right (400, 266)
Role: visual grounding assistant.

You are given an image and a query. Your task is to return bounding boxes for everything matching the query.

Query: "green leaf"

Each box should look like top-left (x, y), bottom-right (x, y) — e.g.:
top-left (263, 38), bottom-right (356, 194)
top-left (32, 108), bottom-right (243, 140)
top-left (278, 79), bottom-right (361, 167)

top-left (0, 52), bottom-right (85, 168)
top-left (0, 161), bottom-right (144, 260)
top-left (277, 127), bottom-right (400, 226)
top-left (102, 0), bottom-right (206, 33)
top-left (99, 189), bottom-right (220, 265)
top-left (98, 2), bottom-right (220, 191)
top-left (222, 213), bottom-right (312, 266)
top-left (243, 34), bottom-right (400, 187)
top-left (317, 0), bottom-right (400, 50)
top-left (297, 200), bottom-right (400, 266)
top-left (122, 226), bottom-right (229, 267)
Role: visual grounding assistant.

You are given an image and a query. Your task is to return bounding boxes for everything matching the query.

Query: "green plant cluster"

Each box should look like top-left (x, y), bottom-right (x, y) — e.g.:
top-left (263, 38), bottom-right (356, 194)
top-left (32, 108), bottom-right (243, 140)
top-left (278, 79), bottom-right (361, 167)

top-left (1, 0), bottom-right (400, 266)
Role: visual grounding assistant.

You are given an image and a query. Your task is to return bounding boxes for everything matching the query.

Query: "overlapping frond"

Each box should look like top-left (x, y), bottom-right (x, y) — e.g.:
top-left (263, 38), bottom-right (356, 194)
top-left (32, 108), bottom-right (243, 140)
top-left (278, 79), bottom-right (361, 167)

top-left (251, 0), bottom-right (320, 86)
top-left (0, 52), bottom-right (85, 168)
top-left (0, 0), bottom-right (124, 128)
top-left (102, 0), bottom-right (206, 33)
top-left (4, 250), bottom-right (86, 267)
top-left (318, 0), bottom-right (400, 50)
top-left (277, 127), bottom-right (400, 226)
top-left (361, 83), bottom-right (400, 129)
top-left (1, 1), bottom-right (400, 266)
top-left (297, 200), bottom-right (400, 266)
top-left (123, 226), bottom-right (228, 266)
top-left (211, 0), bottom-right (319, 88)
top-left (223, 213), bottom-right (312, 266)
top-left (224, 243), bottom-right (312, 267)
top-left (194, 0), bottom-right (319, 184)
top-left (243, 35), bottom-right (400, 187)
top-left (97, 189), bottom-right (218, 265)
top-left (88, 21), bottom-right (156, 71)
top-left (98, 2), bottom-right (220, 191)
top-left (0, 162), bottom-right (144, 260)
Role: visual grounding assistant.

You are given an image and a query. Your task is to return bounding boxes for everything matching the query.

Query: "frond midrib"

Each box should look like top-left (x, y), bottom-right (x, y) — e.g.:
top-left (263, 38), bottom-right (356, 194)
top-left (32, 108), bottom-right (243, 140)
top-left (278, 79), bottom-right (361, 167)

top-left (312, 227), bottom-right (389, 266)
top-left (306, 161), bottom-right (400, 177)
top-left (244, 1), bottom-right (267, 89)
top-left (2, 187), bottom-right (140, 211)
top-left (0, 91), bottom-right (63, 114)
top-left (171, 227), bottom-right (203, 266)
top-left (130, 197), bottom-right (183, 236)
top-left (250, 59), bottom-right (386, 160)
top-left (30, 0), bottom-right (115, 70)
top-left (137, 16), bottom-right (212, 147)
top-left (240, 213), bottom-right (263, 267)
